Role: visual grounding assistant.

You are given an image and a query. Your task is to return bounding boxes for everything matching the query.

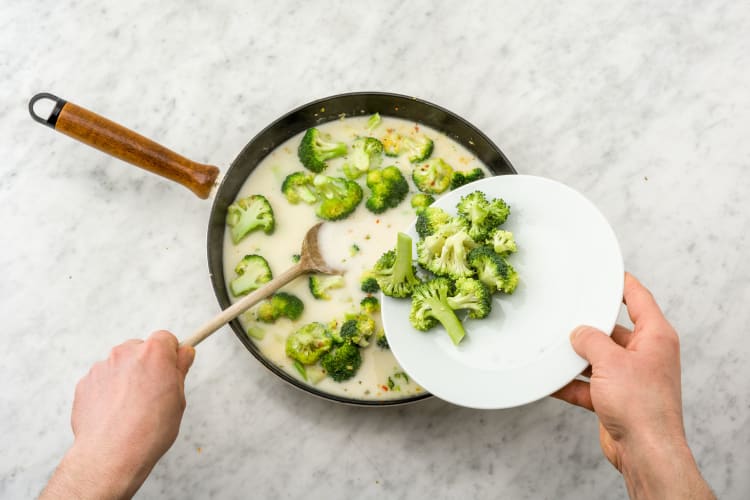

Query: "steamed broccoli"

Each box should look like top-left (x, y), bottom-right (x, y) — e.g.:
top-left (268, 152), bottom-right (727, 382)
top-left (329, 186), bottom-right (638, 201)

top-left (381, 130), bottom-right (433, 162)
top-left (402, 134), bottom-right (434, 163)
top-left (281, 171), bottom-right (318, 205)
top-left (298, 128), bottom-right (347, 173)
top-left (410, 193), bottom-right (435, 213)
top-left (312, 174), bottom-right (363, 221)
top-left (286, 322), bottom-right (333, 365)
top-left (360, 273), bottom-right (380, 294)
top-left (226, 195), bottom-right (275, 244)
top-left (446, 277), bottom-right (492, 319)
top-left (450, 168), bottom-right (485, 190)
top-left (366, 113), bottom-right (382, 132)
top-left (409, 278), bottom-right (466, 345)
top-left (365, 166), bottom-right (409, 213)
top-left (337, 313), bottom-right (376, 347)
top-left (372, 232), bottom-right (421, 298)
top-left (489, 228), bottom-right (517, 255)
top-left (309, 274), bottom-right (345, 300)
top-left (343, 137), bottom-right (384, 179)
top-left (416, 219), bottom-right (477, 279)
top-left (256, 292), bottom-right (304, 323)
top-left (229, 254), bottom-right (273, 297)
top-left (321, 342), bottom-right (362, 382)
top-left (456, 191), bottom-right (511, 242)
top-left (376, 331), bottom-right (390, 349)
top-left (412, 158), bottom-right (454, 194)
top-left (415, 206), bottom-right (452, 239)
top-left (360, 296), bottom-right (380, 314)
top-left (467, 246), bottom-right (519, 294)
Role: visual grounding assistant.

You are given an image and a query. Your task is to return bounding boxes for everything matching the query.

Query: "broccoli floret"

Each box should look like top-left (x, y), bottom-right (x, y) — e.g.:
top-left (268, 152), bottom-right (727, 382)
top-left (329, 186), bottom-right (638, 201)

top-left (360, 296), bottom-right (380, 314)
top-left (446, 277), bottom-right (492, 319)
top-left (450, 168), bottom-right (486, 190)
top-left (402, 134), bottom-right (434, 163)
top-left (321, 342), bottom-right (362, 382)
top-left (281, 171), bottom-right (318, 205)
top-left (291, 254), bottom-right (301, 263)
top-left (380, 130), bottom-right (433, 162)
top-left (309, 274), bottom-right (345, 300)
top-left (365, 166), bottom-right (409, 214)
top-left (381, 129), bottom-right (403, 157)
top-left (285, 322), bottom-right (333, 365)
top-left (343, 137), bottom-right (384, 179)
top-left (298, 128), bottom-right (347, 173)
top-left (229, 254), bottom-right (273, 297)
top-left (372, 232), bottom-right (421, 298)
top-left (456, 191), bottom-right (511, 242)
top-left (409, 278), bottom-right (466, 345)
top-left (376, 331), bottom-right (390, 349)
top-left (226, 195), bottom-right (275, 244)
top-left (338, 313), bottom-right (376, 347)
top-left (366, 113), bottom-right (382, 132)
top-left (467, 246), bottom-right (519, 294)
top-left (412, 158), bottom-right (454, 194)
top-left (415, 206), bottom-right (452, 239)
top-left (410, 193), bottom-right (435, 213)
top-left (256, 292), bottom-right (305, 323)
top-left (360, 274), bottom-right (380, 293)
top-left (416, 226), bottom-right (477, 279)
top-left (489, 228), bottom-right (517, 255)
top-left (312, 174), bottom-right (363, 221)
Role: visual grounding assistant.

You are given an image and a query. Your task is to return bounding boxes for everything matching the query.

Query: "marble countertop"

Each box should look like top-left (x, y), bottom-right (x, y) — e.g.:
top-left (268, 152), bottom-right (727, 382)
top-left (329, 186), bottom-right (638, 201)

top-left (2, 1), bottom-right (749, 498)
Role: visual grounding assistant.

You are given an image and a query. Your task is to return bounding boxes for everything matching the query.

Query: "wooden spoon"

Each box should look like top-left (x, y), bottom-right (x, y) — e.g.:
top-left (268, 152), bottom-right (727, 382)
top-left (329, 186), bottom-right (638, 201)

top-left (180, 223), bottom-right (341, 347)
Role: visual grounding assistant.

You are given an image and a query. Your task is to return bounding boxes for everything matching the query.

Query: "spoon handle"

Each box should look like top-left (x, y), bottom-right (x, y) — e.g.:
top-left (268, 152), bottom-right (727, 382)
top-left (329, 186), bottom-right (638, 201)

top-left (181, 263), bottom-right (306, 347)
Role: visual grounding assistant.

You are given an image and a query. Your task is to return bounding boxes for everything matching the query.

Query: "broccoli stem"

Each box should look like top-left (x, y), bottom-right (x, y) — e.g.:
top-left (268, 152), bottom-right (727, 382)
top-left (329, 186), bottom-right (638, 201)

top-left (424, 296), bottom-right (466, 345)
top-left (393, 232), bottom-right (415, 283)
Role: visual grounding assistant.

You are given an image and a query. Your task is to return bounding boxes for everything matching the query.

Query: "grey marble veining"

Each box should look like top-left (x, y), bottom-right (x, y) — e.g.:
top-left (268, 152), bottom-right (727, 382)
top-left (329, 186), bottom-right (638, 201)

top-left (1, 1), bottom-right (749, 498)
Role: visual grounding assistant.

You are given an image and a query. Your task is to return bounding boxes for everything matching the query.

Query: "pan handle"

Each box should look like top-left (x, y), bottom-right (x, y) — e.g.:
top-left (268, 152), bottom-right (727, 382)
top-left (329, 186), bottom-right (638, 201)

top-left (28, 93), bottom-right (220, 199)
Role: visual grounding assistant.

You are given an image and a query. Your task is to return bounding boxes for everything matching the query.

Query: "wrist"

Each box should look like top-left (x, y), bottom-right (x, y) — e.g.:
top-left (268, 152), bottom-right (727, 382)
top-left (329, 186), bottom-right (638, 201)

top-left (620, 435), bottom-right (714, 500)
top-left (41, 441), bottom-right (147, 500)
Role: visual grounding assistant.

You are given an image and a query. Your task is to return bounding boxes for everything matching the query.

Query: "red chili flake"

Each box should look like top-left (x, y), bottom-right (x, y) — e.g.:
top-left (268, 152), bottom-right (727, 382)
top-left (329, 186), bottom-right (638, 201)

top-left (376, 219), bottom-right (380, 224)
top-left (381, 385), bottom-right (389, 391)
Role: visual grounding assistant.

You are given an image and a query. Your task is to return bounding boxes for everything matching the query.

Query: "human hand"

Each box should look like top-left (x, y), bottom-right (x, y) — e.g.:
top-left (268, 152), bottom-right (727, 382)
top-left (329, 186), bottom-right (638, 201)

top-left (41, 330), bottom-right (195, 500)
top-left (553, 273), bottom-right (713, 499)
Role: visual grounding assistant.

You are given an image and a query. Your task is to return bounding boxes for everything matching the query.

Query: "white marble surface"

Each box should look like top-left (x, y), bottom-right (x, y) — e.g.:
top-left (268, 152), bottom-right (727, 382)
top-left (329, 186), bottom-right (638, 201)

top-left (2, 1), bottom-right (749, 498)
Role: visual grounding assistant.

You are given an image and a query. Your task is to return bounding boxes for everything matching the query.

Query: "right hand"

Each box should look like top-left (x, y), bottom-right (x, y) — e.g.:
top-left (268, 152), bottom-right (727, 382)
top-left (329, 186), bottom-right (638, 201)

top-left (553, 273), bottom-right (714, 499)
top-left (41, 330), bottom-right (195, 499)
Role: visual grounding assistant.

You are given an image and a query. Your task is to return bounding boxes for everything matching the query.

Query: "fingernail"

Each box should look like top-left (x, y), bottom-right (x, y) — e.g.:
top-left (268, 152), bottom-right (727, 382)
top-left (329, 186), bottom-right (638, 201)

top-left (570, 326), bottom-right (587, 341)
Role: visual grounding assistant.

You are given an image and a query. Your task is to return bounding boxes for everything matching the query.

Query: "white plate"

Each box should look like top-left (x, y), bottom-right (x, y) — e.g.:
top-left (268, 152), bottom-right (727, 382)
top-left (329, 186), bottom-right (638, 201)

top-left (381, 175), bottom-right (624, 409)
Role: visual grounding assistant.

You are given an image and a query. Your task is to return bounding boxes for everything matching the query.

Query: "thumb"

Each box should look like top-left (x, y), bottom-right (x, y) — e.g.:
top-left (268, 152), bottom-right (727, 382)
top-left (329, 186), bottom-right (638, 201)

top-left (570, 325), bottom-right (620, 364)
top-left (176, 345), bottom-right (196, 379)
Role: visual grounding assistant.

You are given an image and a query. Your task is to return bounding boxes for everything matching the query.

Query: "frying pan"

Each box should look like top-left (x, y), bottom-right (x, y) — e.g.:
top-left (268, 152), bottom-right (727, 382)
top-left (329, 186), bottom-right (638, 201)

top-left (29, 91), bottom-right (517, 406)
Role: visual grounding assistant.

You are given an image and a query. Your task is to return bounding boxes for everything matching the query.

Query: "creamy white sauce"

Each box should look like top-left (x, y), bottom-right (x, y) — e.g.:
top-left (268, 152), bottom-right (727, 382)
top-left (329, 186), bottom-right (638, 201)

top-left (223, 115), bottom-right (489, 400)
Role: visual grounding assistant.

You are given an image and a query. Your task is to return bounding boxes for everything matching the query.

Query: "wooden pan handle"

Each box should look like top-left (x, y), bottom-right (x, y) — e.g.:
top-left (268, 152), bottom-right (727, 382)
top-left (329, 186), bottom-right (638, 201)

top-left (29, 93), bottom-right (220, 199)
